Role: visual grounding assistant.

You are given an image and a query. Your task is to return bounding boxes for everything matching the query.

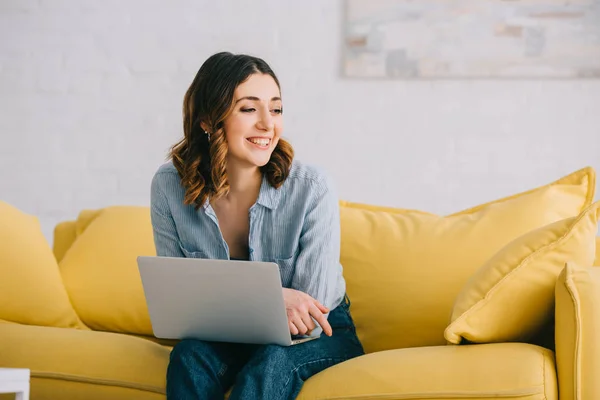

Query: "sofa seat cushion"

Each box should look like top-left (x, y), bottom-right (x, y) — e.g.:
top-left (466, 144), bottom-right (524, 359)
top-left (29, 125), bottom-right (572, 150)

top-left (0, 321), bottom-right (169, 400)
top-left (297, 343), bottom-right (557, 400)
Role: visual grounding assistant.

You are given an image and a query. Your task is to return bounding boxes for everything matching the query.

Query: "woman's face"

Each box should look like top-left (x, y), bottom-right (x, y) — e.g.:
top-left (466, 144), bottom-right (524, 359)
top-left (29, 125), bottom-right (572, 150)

top-left (223, 73), bottom-right (283, 168)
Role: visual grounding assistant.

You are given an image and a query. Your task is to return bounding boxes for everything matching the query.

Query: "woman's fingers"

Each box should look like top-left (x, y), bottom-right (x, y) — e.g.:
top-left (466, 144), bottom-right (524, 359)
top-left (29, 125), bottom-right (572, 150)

top-left (309, 303), bottom-right (333, 336)
top-left (300, 312), bottom-right (316, 334)
top-left (291, 315), bottom-right (309, 335)
top-left (288, 320), bottom-right (299, 335)
top-left (282, 288), bottom-right (333, 336)
top-left (314, 300), bottom-right (329, 314)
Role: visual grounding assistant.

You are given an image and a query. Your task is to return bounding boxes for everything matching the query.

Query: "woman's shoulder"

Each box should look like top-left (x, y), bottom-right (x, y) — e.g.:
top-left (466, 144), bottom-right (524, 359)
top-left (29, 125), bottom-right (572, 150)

top-left (286, 159), bottom-right (335, 193)
top-left (155, 160), bottom-right (178, 176)
top-left (151, 161), bottom-right (181, 194)
top-left (153, 161), bottom-right (178, 180)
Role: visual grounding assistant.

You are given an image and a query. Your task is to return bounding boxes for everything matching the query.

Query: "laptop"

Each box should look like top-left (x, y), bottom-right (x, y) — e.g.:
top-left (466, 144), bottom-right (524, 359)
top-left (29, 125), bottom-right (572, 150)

top-left (136, 256), bottom-right (321, 347)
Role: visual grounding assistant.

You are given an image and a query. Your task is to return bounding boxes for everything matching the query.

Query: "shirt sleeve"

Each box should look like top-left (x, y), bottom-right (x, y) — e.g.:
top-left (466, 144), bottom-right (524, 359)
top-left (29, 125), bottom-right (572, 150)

top-left (290, 172), bottom-right (342, 311)
top-left (150, 172), bottom-right (184, 257)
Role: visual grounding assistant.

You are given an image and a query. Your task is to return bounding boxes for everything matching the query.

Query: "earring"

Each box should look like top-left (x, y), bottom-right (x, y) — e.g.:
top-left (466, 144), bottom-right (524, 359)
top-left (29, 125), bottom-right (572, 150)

top-left (204, 130), bottom-right (210, 141)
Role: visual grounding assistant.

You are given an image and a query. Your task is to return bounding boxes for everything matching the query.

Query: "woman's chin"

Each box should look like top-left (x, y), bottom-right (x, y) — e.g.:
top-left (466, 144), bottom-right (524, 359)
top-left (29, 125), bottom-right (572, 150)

top-left (248, 151), bottom-right (274, 167)
top-left (231, 154), bottom-right (272, 169)
top-left (254, 158), bottom-right (271, 168)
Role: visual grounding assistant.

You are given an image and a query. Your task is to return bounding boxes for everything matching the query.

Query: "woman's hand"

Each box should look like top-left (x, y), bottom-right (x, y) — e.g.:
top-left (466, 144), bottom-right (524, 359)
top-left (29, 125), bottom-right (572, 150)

top-left (282, 288), bottom-right (333, 337)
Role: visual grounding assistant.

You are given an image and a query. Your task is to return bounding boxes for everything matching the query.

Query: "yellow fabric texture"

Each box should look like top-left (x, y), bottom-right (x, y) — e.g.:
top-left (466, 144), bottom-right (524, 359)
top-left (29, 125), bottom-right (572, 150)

top-left (53, 210), bottom-right (104, 264)
top-left (52, 221), bottom-right (77, 264)
top-left (595, 237), bottom-right (600, 265)
top-left (59, 206), bottom-right (157, 335)
top-left (445, 201), bottom-right (600, 345)
top-left (340, 167), bottom-right (595, 353)
top-left (0, 201), bottom-right (83, 329)
top-left (297, 342), bottom-right (557, 400)
top-left (0, 380), bottom-right (165, 400)
top-left (555, 262), bottom-right (600, 400)
top-left (0, 321), bottom-right (169, 400)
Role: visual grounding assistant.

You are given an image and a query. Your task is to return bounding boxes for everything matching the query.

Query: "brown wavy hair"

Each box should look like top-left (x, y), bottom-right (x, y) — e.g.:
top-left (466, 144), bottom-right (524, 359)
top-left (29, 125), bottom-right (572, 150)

top-left (170, 52), bottom-right (294, 209)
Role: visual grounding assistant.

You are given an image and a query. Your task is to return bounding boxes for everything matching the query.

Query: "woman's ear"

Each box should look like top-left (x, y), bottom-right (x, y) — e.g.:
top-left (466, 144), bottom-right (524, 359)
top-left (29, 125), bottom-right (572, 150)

top-left (200, 121), bottom-right (210, 133)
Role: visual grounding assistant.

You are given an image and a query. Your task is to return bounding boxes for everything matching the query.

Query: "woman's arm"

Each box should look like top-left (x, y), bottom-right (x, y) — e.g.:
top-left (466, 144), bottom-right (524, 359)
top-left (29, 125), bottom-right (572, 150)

top-left (150, 172), bottom-right (185, 257)
top-left (291, 172), bottom-right (341, 311)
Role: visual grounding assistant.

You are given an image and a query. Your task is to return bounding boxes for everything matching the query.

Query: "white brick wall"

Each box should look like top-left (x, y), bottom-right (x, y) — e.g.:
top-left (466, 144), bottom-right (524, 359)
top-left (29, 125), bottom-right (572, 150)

top-left (1, 0), bottom-right (599, 243)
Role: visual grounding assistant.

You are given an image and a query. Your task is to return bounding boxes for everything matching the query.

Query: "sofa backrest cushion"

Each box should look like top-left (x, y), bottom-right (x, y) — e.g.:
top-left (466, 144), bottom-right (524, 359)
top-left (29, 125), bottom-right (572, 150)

top-left (53, 209), bottom-right (104, 264)
top-left (0, 201), bottom-right (84, 329)
top-left (59, 206), bottom-right (156, 335)
top-left (340, 167), bottom-right (595, 353)
top-left (53, 220), bottom-right (76, 264)
top-left (55, 167), bottom-right (595, 349)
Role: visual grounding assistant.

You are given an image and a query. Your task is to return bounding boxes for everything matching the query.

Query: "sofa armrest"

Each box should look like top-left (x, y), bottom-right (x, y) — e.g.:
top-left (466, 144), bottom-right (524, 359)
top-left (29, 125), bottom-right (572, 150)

top-left (555, 262), bottom-right (600, 400)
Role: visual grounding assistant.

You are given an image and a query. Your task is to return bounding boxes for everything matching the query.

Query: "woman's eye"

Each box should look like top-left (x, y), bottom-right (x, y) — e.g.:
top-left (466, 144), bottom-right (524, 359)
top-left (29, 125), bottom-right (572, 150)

top-left (272, 109), bottom-right (282, 114)
top-left (241, 108), bottom-right (256, 113)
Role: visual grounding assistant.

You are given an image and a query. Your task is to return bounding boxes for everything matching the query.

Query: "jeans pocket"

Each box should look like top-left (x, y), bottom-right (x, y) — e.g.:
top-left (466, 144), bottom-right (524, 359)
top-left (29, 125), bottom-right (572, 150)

top-left (329, 302), bottom-right (355, 331)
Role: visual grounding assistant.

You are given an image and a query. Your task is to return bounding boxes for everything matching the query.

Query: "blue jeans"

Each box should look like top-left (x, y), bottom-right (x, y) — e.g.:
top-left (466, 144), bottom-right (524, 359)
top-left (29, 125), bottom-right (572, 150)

top-left (166, 295), bottom-right (365, 400)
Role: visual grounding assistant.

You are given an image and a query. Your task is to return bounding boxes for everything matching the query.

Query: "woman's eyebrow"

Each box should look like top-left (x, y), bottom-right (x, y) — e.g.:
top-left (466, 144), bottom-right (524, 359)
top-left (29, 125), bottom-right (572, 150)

top-left (234, 96), bottom-right (282, 104)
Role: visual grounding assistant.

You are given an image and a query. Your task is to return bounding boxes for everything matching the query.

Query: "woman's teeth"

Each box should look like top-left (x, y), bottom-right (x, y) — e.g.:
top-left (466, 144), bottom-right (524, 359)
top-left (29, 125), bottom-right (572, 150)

top-left (247, 138), bottom-right (270, 146)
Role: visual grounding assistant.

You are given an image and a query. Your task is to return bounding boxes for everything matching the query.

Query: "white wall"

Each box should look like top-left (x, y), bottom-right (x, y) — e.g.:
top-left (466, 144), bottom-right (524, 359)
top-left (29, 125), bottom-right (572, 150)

top-left (1, 0), bottom-right (599, 243)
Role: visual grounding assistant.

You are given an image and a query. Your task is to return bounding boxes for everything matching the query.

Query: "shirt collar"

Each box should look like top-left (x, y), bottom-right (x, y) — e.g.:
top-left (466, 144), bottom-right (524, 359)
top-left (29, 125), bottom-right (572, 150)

top-left (201, 174), bottom-right (281, 211)
top-left (255, 173), bottom-right (282, 210)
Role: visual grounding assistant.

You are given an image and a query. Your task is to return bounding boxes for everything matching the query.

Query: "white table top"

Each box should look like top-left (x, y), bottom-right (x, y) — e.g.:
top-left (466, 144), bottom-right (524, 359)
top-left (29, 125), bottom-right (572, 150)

top-left (0, 369), bottom-right (30, 381)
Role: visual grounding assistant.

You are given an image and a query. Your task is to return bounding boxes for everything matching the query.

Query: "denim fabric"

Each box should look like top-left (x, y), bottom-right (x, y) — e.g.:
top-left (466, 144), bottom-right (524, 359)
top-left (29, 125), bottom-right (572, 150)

top-left (166, 295), bottom-right (365, 400)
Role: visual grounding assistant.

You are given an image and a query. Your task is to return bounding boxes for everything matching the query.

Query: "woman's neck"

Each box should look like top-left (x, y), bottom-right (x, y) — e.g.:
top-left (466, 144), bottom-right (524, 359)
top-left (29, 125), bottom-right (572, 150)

top-left (221, 164), bottom-right (262, 205)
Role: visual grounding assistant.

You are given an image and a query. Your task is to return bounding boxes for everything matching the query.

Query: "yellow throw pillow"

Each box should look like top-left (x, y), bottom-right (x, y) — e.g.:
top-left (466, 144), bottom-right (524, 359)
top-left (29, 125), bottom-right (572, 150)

top-left (341, 167), bottom-right (595, 353)
top-left (0, 201), bottom-right (84, 328)
top-left (445, 201), bottom-right (600, 345)
top-left (59, 206), bottom-right (156, 335)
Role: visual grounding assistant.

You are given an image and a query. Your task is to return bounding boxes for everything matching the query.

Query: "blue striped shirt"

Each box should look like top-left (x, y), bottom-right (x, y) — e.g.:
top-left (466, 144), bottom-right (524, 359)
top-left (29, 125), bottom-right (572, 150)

top-left (150, 160), bottom-right (346, 310)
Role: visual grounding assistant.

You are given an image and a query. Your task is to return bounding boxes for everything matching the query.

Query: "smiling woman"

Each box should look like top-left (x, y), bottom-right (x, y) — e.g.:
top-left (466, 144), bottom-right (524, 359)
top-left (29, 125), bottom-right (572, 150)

top-left (149, 52), bottom-right (365, 400)
top-left (170, 53), bottom-right (293, 210)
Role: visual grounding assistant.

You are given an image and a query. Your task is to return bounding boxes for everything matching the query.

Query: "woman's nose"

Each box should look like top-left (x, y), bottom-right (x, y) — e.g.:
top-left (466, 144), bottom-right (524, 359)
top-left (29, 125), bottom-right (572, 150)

top-left (257, 110), bottom-right (274, 131)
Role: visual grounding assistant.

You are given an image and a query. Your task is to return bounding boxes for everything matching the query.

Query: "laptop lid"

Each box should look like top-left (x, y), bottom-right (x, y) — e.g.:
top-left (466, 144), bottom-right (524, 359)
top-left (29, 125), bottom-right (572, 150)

top-left (137, 256), bottom-right (293, 346)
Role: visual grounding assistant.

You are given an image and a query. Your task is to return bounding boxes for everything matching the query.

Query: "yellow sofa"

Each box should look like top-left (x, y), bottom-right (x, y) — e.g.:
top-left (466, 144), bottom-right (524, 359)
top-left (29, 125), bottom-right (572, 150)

top-left (1, 166), bottom-right (600, 400)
